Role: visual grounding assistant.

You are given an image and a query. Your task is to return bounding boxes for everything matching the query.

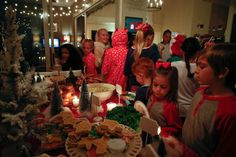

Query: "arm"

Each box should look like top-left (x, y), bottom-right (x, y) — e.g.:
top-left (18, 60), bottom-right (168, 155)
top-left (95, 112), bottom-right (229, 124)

top-left (214, 113), bottom-right (236, 157)
top-left (162, 135), bottom-right (200, 157)
top-left (162, 102), bottom-right (182, 136)
top-left (124, 49), bottom-right (133, 76)
top-left (152, 43), bottom-right (161, 60)
top-left (94, 45), bottom-right (104, 67)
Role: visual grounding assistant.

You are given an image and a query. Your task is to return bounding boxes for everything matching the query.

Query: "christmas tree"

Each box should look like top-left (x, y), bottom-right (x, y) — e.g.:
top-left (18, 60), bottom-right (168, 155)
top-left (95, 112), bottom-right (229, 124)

top-left (50, 82), bottom-right (63, 116)
top-left (0, 7), bottom-right (48, 156)
top-left (79, 79), bottom-right (91, 112)
top-left (66, 67), bottom-right (77, 85)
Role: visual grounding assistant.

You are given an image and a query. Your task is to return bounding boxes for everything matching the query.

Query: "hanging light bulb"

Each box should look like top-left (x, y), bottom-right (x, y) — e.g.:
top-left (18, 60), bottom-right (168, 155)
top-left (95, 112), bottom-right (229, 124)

top-left (147, 0), bottom-right (163, 10)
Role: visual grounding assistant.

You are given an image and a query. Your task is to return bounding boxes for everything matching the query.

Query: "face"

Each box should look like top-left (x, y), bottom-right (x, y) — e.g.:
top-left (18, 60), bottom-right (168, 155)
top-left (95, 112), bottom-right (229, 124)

top-left (83, 42), bottom-right (93, 55)
top-left (134, 73), bottom-right (144, 85)
top-left (152, 74), bottom-right (170, 100)
top-left (61, 48), bottom-right (70, 64)
top-left (145, 34), bottom-right (154, 47)
top-left (195, 55), bottom-right (216, 86)
top-left (163, 32), bottom-right (171, 44)
top-left (98, 30), bottom-right (109, 44)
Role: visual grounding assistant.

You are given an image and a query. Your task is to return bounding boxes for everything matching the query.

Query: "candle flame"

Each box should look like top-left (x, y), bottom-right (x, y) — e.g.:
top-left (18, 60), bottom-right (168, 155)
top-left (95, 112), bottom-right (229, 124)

top-left (157, 126), bottom-right (161, 135)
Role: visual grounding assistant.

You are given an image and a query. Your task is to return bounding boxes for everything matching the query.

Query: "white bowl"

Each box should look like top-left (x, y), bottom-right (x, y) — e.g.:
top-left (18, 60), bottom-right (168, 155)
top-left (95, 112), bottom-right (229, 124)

top-left (80, 83), bottom-right (115, 102)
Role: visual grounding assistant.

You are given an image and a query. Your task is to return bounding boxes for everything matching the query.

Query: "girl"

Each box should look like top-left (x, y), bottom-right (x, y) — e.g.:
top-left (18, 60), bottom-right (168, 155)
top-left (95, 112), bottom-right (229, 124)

top-left (101, 28), bottom-right (128, 89)
top-left (58, 44), bottom-right (84, 71)
top-left (124, 23), bottom-right (161, 91)
top-left (94, 28), bottom-right (110, 73)
top-left (147, 61), bottom-right (182, 137)
top-left (163, 44), bottom-right (236, 157)
top-left (158, 29), bottom-right (172, 61)
top-left (82, 39), bottom-right (97, 76)
top-left (171, 37), bottom-right (201, 118)
top-left (132, 57), bottom-right (154, 105)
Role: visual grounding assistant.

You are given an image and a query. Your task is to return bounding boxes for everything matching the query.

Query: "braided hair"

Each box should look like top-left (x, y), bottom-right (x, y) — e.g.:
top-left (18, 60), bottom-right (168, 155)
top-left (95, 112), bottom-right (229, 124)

top-left (181, 37), bottom-right (201, 78)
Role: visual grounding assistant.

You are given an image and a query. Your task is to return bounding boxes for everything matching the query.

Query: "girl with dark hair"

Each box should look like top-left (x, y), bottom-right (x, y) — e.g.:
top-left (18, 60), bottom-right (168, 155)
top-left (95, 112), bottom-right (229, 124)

top-left (58, 43), bottom-right (84, 71)
top-left (147, 61), bottom-right (182, 137)
top-left (124, 23), bottom-right (161, 91)
top-left (171, 37), bottom-right (201, 118)
top-left (162, 43), bottom-right (236, 157)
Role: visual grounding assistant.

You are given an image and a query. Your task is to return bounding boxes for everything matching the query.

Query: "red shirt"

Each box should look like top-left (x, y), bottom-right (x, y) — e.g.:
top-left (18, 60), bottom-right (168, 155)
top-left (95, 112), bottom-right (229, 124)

top-left (147, 95), bottom-right (182, 137)
top-left (83, 52), bottom-right (97, 76)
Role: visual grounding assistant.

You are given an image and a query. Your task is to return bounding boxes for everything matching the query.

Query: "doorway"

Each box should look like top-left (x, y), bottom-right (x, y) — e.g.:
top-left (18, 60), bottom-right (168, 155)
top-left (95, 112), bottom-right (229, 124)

top-left (230, 14), bottom-right (236, 43)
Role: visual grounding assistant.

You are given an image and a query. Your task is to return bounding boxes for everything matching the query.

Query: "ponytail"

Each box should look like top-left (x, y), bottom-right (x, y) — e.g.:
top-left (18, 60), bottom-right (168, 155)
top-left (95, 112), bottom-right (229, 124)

top-left (185, 55), bottom-right (194, 78)
top-left (134, 30), bottom-right (145, 61)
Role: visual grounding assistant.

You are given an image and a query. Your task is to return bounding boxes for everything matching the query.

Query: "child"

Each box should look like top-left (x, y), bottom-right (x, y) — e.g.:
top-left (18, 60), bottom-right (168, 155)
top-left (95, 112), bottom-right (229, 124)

top-left (124, 23), bottom-right (161, 91)
top-left (158, 29), bottom-right (172, 61)
top-left (147, 61), bottom-right (182, 137)
top-left (58, 44), bottom-right (84, 71)
top-left (163, 44), bottom-right (236, 157)
top-left (94, 28), bottom-right (110, 73)
top-left (101, 28), bottom-right (128, 89)
top-left (171, 37), bottom-right (201, 118)
top-left (82, 39), bottom-right (97, 76)
top-left (132, 57), bottom-right (154, 105)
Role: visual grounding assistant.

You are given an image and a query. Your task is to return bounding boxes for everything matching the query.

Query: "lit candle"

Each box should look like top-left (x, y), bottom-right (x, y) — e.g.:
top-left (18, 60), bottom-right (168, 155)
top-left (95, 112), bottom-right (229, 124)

top-left (72, 96), bottom-right (79, 107)
top-left (107, 102), bottom-right (117, 111)
top-left (157, 127), bottom-right (166, 157)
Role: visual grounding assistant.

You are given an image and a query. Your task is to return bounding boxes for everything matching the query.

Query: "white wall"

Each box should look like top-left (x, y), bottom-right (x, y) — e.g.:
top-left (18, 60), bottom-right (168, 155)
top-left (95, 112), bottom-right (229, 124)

top-left (152, 0), bottom-right (212, 43)
top-left (86, 3), bottom-right (116, 39)
top-left (191, 0), bottom-right (212, 35)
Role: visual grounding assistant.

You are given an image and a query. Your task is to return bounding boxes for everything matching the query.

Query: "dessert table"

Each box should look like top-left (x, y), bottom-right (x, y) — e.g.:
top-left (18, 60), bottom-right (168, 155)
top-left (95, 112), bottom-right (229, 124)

top-left (33, 74), bottom-right (143, 157)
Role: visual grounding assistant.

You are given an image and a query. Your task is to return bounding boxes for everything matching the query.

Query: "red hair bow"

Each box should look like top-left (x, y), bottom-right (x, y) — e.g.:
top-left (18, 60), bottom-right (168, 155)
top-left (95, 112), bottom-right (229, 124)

top-left (135, 23), bottom-right (150, 33)
top-left (156, 61), bottom-right (171, 69)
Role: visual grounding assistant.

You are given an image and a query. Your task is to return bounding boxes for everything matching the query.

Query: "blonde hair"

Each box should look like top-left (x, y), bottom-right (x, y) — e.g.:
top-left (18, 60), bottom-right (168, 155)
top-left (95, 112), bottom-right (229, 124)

top-left (134, 30), bottom-right (145, 61)
top-left (82, 39), bottom-right (94, 49)
top-left (95, 28), bottom-right (108, 41)
top-left (133, 23), bottom-right (154, 61)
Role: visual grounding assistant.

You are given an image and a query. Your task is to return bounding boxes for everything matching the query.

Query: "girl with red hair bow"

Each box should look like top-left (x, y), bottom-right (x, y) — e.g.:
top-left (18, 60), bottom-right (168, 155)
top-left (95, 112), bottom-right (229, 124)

top-left (147, 61), bottom-right (182, 137)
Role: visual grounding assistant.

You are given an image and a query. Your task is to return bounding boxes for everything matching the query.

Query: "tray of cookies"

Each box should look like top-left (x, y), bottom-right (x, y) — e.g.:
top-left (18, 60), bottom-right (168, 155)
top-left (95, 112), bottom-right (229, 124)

top-left (65, 119), bottom-right (142, 157)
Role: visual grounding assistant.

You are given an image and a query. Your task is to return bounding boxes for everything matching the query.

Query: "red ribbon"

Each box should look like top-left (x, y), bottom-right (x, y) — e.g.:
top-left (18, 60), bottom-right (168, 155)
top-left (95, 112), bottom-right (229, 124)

top-left (155, 61), bottom-right (171, 69)
top-left (135, 23), bottom-right (150, 33)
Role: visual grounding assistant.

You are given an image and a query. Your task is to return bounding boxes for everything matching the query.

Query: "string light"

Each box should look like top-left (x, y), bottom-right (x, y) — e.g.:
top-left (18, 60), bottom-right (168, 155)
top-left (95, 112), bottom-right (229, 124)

top-left (3, 0), bottom-right (94, 18)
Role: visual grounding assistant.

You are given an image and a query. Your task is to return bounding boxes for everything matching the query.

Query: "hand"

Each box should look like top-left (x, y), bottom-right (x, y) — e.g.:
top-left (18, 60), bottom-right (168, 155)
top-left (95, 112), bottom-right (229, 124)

top-left (204, 41), bottom-right (215, 49)
top-left (162, 135), bottom-right (183, 157)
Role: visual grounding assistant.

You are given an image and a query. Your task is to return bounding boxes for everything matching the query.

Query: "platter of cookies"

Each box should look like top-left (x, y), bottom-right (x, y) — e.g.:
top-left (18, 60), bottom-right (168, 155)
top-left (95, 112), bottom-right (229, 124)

top-left (65, 119), bottom-right (142, 157)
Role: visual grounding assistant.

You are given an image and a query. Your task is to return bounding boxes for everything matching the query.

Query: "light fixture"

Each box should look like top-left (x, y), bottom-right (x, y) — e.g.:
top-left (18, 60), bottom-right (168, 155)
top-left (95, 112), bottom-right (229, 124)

top-left (147, 0), bottom-right (163, 10)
